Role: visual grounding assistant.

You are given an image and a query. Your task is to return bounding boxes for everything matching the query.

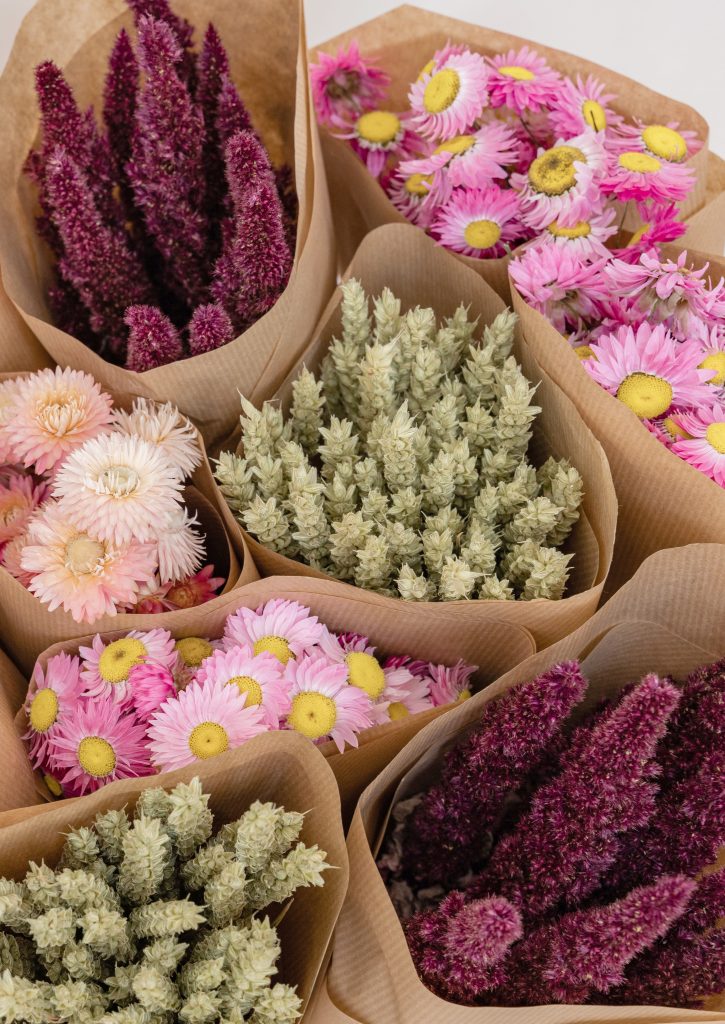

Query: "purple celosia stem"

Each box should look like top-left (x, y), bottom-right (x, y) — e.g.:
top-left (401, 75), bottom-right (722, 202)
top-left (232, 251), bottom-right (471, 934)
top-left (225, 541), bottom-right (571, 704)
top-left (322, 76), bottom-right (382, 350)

top-left (216, 73), bottom-right (255, 146)
top-left (125, 0), bottom-right (196, 83)
top-left (125, 305), bottom-right (184, 371)
top-left (495, 874), bottom-right (694, 1006)
top-left (400, 662), bottom-right (588, 886)
top-left (188, 303), bottom-right (234, 355)
top-left (468, 674), bottom-right (681, 920)
top-left (103, 29), bottom-right (138, 183)
top-left (659, 662), bottom-right (725, 786)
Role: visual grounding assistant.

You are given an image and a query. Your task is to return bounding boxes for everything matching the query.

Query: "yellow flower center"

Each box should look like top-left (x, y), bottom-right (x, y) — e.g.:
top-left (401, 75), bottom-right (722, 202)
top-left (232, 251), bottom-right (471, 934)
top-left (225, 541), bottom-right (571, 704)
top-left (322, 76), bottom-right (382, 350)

top-left (423, 69), bottom-right (460, 114)
top-left (582, 99), bottom-right (607, 131)
top-left (618, 151), bottom-right (661, 174)
top-left (433, 134), bottom-right (476, 157)
top-left (463, 219), bottom-right (502, 250)
top-left (528, 145), bottom-right (585, 196)
top-left (662, 416), bottom-right (691, 440)
top-left (253, 635), bottom-right (293, 665)
top-left (405, 172), bottom-right (432, 196)
top-left (574, 345), bottom-right (596, 360)
top-left (78, 736), bottom-right (116, 778)
top-left (628, 223), bottom-right (650, 246)
top-left (345, 651), bottom-right (386, 699)
top-left (417, 58), bottom-right (435, 81)
top-left (642, 125), bottom-right (687, 162)
top-left (548, 219), bottom-right (591, 239)
top-left (166, 583), bottom-right (195, 609)
top-left (43, 774), bottom-right (63, 798)
top-left (99, 465), bottom-right (140, 497)
top-left (498, 65), bottom-right (535, 81)
top-left (706, 422), bottom-right (725, 454)
top-left (700, 352), bottom-right (725, 387)
top-left (616, 372), bottom-right (673, 418)
top-left (356, 111), bottom-right (401, 145)
top-left (65, 536), bottom-right (106, 576)
top-left (457, 688), bottom-right (472, 703)
top-left (29, 689), bottom-right (59, 733)
top-left (98, 638), bottom-right (147, 684)
top-left (388, 702), bottom-right (409, 721)
top-left (227, 675), bottom-right (263, 706)
top-left (175, 637), bottom-right (213, 668)
top-left (188, 721), bottom-right (229, 760)
top-left (288, 693), bottom-right (337, 740)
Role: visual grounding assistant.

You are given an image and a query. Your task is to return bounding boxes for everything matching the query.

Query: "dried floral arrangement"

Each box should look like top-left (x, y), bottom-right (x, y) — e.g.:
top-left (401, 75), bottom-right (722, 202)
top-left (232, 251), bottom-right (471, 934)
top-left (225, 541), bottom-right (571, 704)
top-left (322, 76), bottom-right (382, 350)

top-left (216, 281), bottom-right (584, 602)
top-left (0, 776), bottom-right (329, 1022)
top-left (23, 598), bottom-right (477, 798)
top-left (26, 0), bottom-right (296, 370)
top-left (379, 659), bottom-right (724, 1008)
top-left (0, 368), bottom-right (225, 624)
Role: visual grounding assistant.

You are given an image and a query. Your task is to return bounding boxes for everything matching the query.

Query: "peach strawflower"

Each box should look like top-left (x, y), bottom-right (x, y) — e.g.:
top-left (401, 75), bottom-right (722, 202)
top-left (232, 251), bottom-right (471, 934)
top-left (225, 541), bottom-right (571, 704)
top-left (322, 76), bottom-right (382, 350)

top-left (0, 471), bottom-right (48, 547)
top-left (165, 564), bottom-right (225, 608)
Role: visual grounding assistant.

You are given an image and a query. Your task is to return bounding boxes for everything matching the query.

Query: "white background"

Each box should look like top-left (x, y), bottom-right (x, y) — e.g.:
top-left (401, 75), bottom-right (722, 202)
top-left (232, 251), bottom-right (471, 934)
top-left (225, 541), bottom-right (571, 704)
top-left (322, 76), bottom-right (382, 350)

top-left (2, 0), bottom-right (724, 152)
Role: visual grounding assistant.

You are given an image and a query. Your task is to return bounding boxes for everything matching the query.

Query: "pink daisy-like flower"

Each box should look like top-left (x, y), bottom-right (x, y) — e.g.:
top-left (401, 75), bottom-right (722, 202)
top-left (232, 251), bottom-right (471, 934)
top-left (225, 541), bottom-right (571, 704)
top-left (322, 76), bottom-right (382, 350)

top-left (49, 699), bottom-right (152, 795)
top-left (121, 575), bottom-right (176, 615)
top-left (112, 398), bottom-right (201, 478)
top-left (409, 50), bottom-right (489, 140)
top-left (509, 243), bottom-right (609, 333)
top-left (383, 653), bottom-right (429, 677)
top-left (80, 628), bottom-right (176, 703)
top-left (387, 168), bottom-right (439, 228)
top-left (487, 46), bottom-right (563, 116)
top-left (223, 598), bottom-right (325, 665)
top-left (0, 472), bottom-right (49, 548)
top-left (433, 185), bottom-right (524, 258)
top-left (147, 676), bottom-right (267, 772)
top-left (195, 644), bottom-right (290, 728)
top-left (424, 658), bottom-right (478, 706)
top-left (671, 403), bottom-right (725, 486)
top-left (694, 322), bottom-right (725, 388)
top-left (414, 40), bottom-right (468, 83)
top-left (52, 433), bottom-right (184, 547)
top-left (23, 652), bottom-right (84, 769)
top-left (173, 635), bottom-right (221, 690)
top-left (515, 130), bottom-right (606, 232)
top-left (2, 530), bottom-right (33, 587)
top-left (614, 203), bottom-right (686, 262)
top-left (128, 662), bottom-right (177, 722)
top-left (401, 122), bottom-right (520, 199)
top-left (284, 654), bottom-right (373, 752)
top-left (7, 367), bottom-right (113, 475)
top-left (548, 74), bottom-right (623, 140)
top-left (165, 564), bottom-right (225, 609)
top-left (21, 501), bottom-right (157, 623)
top-left (156, 507), bottom-right (205, 584)
top-left (583, 322), bottom-right (715, 419)
top-left (600, 149), bottom-right (695, 204)
top-left (386, 672), bottom-right (434, 721)
top-left (334, 109), bottom-right (421, 178)
top-left (310, 42), bottom-right (390, 126)
top-left (608, 119), bottom-right (701, 163)
top-left (535, 202), bottom-right (617, 259)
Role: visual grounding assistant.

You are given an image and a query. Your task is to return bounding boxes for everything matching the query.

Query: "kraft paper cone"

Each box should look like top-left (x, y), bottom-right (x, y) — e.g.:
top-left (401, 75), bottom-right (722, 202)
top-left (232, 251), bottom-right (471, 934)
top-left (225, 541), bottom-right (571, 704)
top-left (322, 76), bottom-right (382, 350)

top-left (510, 247), bottom-right (725, 595)
top-left (9, 575), bottom-right (535, 821)
top-left (313, 4), bottom-right (714, 301)
top-left (221, 224), bottom-right (617, 652)
top-left (0, 731), bottom-right (348, 1015)
top-left (0, 266), bottom-right (51, 372)
top-left (680, 153), bottom-right (725, 254)
top-left (310, 544), bottom-right (725, 1024)
top-left (0, 0), bottom-right (336, 448)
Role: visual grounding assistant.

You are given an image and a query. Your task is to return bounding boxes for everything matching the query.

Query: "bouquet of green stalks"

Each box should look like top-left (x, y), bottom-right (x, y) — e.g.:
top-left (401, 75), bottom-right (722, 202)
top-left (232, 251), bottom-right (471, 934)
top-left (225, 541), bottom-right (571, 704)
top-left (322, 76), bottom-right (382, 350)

top-left (217, 280), bottom-right (584, 602)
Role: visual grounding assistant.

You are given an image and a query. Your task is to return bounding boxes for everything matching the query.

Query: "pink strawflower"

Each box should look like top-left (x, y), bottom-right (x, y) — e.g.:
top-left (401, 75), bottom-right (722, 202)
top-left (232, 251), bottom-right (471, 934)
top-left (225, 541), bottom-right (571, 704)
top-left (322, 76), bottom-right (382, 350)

top-left (284, 654), bottom-right (373, 752)
top-left (692, 320), bottom-right (725, 387)
top-left (671, 404), bottom-right (725, 487)
top-left (49, 698), bottom-right (153, 795)
top-left (195, 644), bottom-right (290, 728)
top-left (385, 672), bottom-right (434, 722)
top-left (223, 598), bottom-right (324, 664)
top-left (433, 186), bottom-right (524, 258)
top-left (401, 122), bottom-right (520, 196)
top-left (509, 244), bottom-right (608, 333)
top-left (155, 507), bottom-right (205, 584)
top-left (23, 652), bottom-right (84, 769)
top-left (533, 201), bottom-right (617, 258)
top-left (2, 531), bottom-right (34, 587)
top-left (125, 305), bottom-right (184, 372)
top-left (601, 148), bottom-right (695, 203)
top-left (111, 397), bottom-right (201, 477)
top-left (310, 42), bottom-right (390, 126)
top-left (128, 661), bottom-right (177, 721)
top-left (583, 323), bottom-right (715, 420)
top-left (188, 302), bottom-right (234, 355)
top-left (409, 51), bottom-right (489, 140)
top-left (608, 119), bottom-right (701, 163)
top-left (515, 131), bottom-right (606, 232)
top-left (0, 472), bottom-right (48, 547)
top-left (425, 659), bottom-right (477, 707)
top-left (165, 564), bottom-right (225, 608)
top-left (487, 47), bottom-right (563, 115)
top-left (173, 635), bottom-right (221, 690)
top-left (386, 167), bottom-right (438, 229)
top-left (21, 501), bottom-right (156, 623)
top-left (8, 367), bottom-right (113, 475)
top-left (147, 675), bottom-right (267, 772)
top-left (80, 628), bottom-right (176, 703)
top-left (614, 203), bottom-right (687, 261)
top-left (334, 110), bottom-right (421, 179)
top-left (548, 73), bottom-right (622, 139)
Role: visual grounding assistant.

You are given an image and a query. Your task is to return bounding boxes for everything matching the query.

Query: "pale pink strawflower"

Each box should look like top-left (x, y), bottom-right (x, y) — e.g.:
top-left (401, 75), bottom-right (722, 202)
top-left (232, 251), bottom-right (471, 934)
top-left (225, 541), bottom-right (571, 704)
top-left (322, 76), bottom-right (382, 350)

top-left (549, 73), bottom-right (623, 139)
top-left (8, 367), bottom-right (113, 474)
top-left (694, 322), bottom-right (725, 388)
top-left (608, 120), bottom-right (701, 163)
top-left (509, 244), bottom-right (608, 333)
top-left (514, 131), bottom-right (607, 232)
top-left (400, 122), bottom-right (520, 199)
top-left (49, 698), bottom-right (152, 795)
top-left (433, 185), bottom-right (524, 258)
top-left (535, 202), bottom-right (617, 259)
top-left (128, 662), bottom-right (177, 721)
top-left (414, 41), bottom-right (468, 82)
top-left (112, 397), bottom-right (201, 477)
top-left (284, 654), bottom-right (374, 752)
top-left (155, 506), bottom-right (205, 584)
top-left (223, 598), bottom-right (324, 664)
top-left (385, 670), bottom-right (434, 722)
top-left (310, 42), bottom-right (390, 126)
top-left (614, 203), bottom-right (686, 261)
top-left (601, 149), bottom-right (695, 203)
top-left (386, 167), bottom-right (439, 229)
top-left (147, 676), bottom-right (267, 772)
top-left (425, 659), bottom-right (478, 707)
top-left (195, 643), bottom-right (290, 728)
top-left (0, 472), bottom-right (48, 547)
top-left (671, 404), bottom-right (725, 487)
top-left (23, 652), bottom-right (84, 769)
top-left (409, 51), bottom-right (489, 140)
top-left (21, 501), bottom-right (157, 623)
top-left (173, 635), bottom-right (221, 689)
top-left (165, 564), bottom-right (224, 608)
top-left (334, 109), bottom-right (421, 178)
top-left (80, 628), bottom-right (176, 703)
top-left (487, 46), bottom-right (563, 115)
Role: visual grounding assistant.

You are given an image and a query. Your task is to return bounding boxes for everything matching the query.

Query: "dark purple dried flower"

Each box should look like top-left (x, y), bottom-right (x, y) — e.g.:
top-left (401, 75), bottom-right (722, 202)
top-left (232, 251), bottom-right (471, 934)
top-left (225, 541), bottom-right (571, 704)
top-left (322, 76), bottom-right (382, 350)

top-left (125, 304), bottom-right (184, 371)
top-left (216, 73), bottom-right (254, 146)
top-left (275, 163), bottom-right (298, 253)
top-left (188, 303), bottom-right (234, 355)
top-left (469, 674), bottom-right (681, 920)
top-left (47, 272), bottom-right (98, 350)
top-left (658, 663), bottom-right (725, 786)
top-left (125, 0), bottom-right (195, 82)
top-left (496, 874), bottom-right (694, 1006)
top-left (103, 29), bottom-right (138, 181)
top-left (401, 662), bottom-right (588, 886)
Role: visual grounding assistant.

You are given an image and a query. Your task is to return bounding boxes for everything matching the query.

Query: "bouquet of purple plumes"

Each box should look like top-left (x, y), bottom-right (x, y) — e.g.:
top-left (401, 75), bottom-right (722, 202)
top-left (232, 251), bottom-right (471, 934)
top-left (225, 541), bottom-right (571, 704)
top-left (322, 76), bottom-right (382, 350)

top-left (379, 658), bottom-right (724, 1007)
top-left (26, 0), bottom-right (296, 371)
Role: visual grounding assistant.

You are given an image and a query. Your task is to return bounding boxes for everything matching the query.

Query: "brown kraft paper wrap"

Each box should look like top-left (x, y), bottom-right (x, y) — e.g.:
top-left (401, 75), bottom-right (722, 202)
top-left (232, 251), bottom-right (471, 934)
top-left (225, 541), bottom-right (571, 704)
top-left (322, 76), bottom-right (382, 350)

top-left (0, 730), bottom-right (349, 1017)
top-left (510, 247), bottom-right (725, 595)
top-left (219, 224), bottom-right (617, 652)
top-left (0, 268), bottom-right (51, 373)
top-left (10, 574), bottom-right (535, 823)
top-left (0, 0), bottom-right (336, 448)
top-left (306, 543), bottom-right (725, 1024)
top-left (312, 4), bottom-right (717, 301)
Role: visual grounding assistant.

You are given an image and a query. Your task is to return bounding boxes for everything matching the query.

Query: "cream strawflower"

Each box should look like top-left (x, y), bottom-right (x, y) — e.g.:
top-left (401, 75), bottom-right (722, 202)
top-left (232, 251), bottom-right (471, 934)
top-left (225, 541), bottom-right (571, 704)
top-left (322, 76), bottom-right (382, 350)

top-left (222, 598), bottom-right (325, 664)
top-left (79, 628), bottom-right (177, 702)
top-left (196, 644), bottom-right (290, 728)
top-left (52, 432), bottom-right (184, 545)
top-left (284, 654), bottom-right (373, 752)
top-left (156, 506), bottom-right (205, 583)
top-left (112, 398), bottom-right (202, 477)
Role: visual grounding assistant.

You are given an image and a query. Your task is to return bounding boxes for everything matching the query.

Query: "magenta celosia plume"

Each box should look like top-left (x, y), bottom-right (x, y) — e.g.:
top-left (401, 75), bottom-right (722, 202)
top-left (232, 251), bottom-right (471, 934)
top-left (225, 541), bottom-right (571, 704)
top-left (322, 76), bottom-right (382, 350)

top-left (188, 303), bottom-right (234, 356)
top-left (124, 305), bottom-right (183, 372)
